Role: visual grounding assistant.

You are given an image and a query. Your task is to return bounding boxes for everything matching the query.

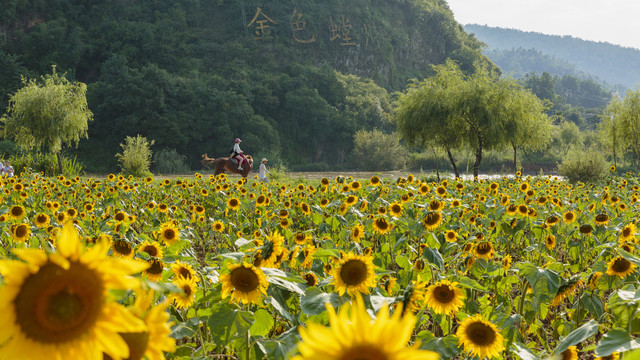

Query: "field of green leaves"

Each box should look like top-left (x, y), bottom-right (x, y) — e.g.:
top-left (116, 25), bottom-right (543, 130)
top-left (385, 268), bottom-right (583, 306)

top-left (1, 170), bottom-right (640, 359)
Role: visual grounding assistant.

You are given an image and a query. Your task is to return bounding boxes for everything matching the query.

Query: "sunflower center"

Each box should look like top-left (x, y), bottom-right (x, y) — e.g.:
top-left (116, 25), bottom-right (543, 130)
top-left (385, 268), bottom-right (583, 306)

top-left (612, 258), bottom-right (631, 272)
top-left (114, 240), bottom-right (133, 256)
top-left (465, 321), bottom-right (497, 346)
top-left (340, 260), bottom-right (368, 286)
top-left (15, 224), bottom-right (29, 238)
top-left (375, 219), bottom-right (388, 230)
top-left (476, 243), bottom-right (492, 255)
top-left (338, 344), bottom-right (389, 360)
top-left (15, 261), bottom-right (103, 344)
top-left (147, 259), bottom-right (164, 275)
top-left (231, 267), bottom-right (260, 292)
top-left (163, 229), bottom-right (176, 240)
top-left (142, 245), bottom-right (158, 257)
top-left (434, 285), bottom-right (455, 303)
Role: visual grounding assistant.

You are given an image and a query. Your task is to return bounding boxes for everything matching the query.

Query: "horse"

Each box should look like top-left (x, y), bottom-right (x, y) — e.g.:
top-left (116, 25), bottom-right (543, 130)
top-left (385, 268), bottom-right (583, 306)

top-left (202, 154), bottom-right (253, 178)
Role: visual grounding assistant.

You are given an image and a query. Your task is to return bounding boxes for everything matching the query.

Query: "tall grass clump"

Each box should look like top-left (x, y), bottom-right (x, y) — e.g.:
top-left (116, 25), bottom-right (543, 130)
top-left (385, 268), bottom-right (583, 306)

top-left (557, 146), bottom-right (608, 183)
top-left (115, 135), bottom-right (154, 177)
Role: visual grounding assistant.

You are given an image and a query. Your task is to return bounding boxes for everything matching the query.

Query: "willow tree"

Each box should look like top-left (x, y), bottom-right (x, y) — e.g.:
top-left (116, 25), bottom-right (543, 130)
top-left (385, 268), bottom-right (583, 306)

top-left (397, 60), bottom-right (552, 178)
top-left (497, 78), bottom-right (554, 172)
top-left (598, 90), bottom-right (640, 165)
top-left (1, 67), bottom-right (93, 174)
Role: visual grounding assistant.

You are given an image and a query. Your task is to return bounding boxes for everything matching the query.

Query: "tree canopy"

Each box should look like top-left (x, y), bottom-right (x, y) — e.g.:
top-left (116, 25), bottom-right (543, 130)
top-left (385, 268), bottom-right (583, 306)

top-left (1, 67), bottom-right (93, 173)
top-left (395, 60), bottom-right (552, 178)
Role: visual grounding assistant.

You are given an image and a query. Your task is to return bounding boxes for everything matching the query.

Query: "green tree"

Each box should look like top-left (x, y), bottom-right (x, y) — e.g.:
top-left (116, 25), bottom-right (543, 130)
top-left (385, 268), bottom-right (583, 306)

top-left (1, 67), bottom-right (93, 174)
top-left (600, 89), bottom-right (640, 164)
top-left (351, 129), bottom-right (405, 171)
top-left (397, 60), bottom-right (551, 178)
top-left (498, 78), bottom-right (554, 172)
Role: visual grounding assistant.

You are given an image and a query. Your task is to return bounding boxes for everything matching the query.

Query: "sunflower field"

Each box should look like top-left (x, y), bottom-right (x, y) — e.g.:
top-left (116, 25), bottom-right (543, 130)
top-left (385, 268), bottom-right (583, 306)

top-left (2, 170), bottom-right (640, 359)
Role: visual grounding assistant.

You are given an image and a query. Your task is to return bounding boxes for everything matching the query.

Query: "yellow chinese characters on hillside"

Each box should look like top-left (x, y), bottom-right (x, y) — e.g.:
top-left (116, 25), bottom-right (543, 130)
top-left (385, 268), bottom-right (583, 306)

top-left (245, 6), bottom-right (381, 50)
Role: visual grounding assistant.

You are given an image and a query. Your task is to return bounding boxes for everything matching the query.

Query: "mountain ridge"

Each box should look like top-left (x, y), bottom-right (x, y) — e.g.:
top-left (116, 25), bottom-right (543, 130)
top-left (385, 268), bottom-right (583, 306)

top-left (464, 24), bottom-right (640, 88)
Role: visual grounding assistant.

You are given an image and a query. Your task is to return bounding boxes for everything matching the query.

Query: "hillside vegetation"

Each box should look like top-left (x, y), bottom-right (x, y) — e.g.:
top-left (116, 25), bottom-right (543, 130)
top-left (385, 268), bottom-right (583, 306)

top-left (0, 0), bottom-right (486, 172)
top-left (465, 24), bottom-right (640, 89)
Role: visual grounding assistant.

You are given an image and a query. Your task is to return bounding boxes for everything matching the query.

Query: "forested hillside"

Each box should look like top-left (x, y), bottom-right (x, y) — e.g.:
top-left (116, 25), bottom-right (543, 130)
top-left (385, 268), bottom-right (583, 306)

top-left (0, 0), bottom-right (486, 172)
top-left (465, 24), bottom-right (640, 89)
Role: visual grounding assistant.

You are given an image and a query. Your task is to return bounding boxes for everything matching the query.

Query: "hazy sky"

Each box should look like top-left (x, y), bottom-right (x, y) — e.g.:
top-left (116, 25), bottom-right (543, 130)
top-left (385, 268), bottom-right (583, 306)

top-left (446, 0), bottom-right (640, 50)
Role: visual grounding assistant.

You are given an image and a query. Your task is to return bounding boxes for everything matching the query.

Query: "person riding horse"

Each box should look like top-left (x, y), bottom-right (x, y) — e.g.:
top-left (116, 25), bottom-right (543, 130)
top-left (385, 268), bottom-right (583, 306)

top-left (230, 138), bottom-right (247, 171)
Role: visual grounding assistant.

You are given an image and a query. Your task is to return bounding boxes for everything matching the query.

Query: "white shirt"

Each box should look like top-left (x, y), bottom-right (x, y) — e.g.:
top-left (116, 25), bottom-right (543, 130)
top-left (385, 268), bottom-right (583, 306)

top-left (233, 143), bottom-right (243, 154)
top-left (3, 165), bottom-right (13, 177)
top-left (259, 163), bottom-right (270, 178)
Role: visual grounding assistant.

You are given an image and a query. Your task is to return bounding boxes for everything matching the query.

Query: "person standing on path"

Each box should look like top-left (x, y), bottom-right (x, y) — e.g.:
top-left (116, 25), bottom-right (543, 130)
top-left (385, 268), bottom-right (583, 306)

top-left (259, 158), bottom-right (271, 183)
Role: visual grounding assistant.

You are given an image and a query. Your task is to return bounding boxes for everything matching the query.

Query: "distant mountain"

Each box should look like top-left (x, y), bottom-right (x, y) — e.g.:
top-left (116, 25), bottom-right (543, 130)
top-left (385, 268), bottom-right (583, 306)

top-left (464, 24), bottom-right (640, 89)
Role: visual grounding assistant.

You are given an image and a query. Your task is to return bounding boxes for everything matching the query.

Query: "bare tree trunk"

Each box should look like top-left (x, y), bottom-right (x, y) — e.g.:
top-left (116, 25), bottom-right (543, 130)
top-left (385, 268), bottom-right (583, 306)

top-left (512, 143), bottom-right (518, 174)
top-left (446, 149), bottom-right (459, 179)
top-left (473, 138), bottom-right (483, 181)
top-left (57, 152), bottom-right (63, 175)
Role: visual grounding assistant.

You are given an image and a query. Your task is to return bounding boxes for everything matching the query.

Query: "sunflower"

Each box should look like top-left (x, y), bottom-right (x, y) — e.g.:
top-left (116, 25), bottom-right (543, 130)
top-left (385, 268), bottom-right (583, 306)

top-left (12, 223), bottom-right (31, 243)
top-left (292, 296), bottom-right (439, 360)
top-left (425, 280), bottom-right (465, 315)
top-left (220, 262), bottom-right (268, 305)
top-left (351, 224), bottom-right (365, 242)
top-left (563, 211), bottom-right (576, 224)
top-left (171, 260), bottom-right (199, 282)
top-left (545, 215), bottom-right (561, 226)
top-left (545, 235), bottom-right (556, 250)
top-left (0, 222), bottom-right (148, 359)
top-left (345, 195), bottom-right (358, 206)
top-left (9, 204), bottom-right (26, 220)
top-left (372, 217), bottom-right (393, 235)
top-left (34, 213), bottom-right (50, 228)
top-left (112, 239), bottom-right (134, 258)
top-left (300, 202), bottom-right (311, 215)
top-left (144, 258), bottom-right (165, 281)
top-left (428, 200), bottom-right (443, 212)
top-left (138, 240), bottom-right (164, 259)
top-left (606, 256), bottom-right (636, 278)
top-left (620, 223), bottom-right (637, 242)
top-left (332, 252), bottom-right (376, 296)
top-left (595, 213), bottom-right (610, 226)
top-left (596, 352), bottom-right (619, 360)
top-left (227, 197), bottom-right (241, 210)
top-left (294, 232), bottom-right (309, 245)
top-left (419, 183), bottom-right (430, 195)
top-left (457, 314), bottom-right (505, 359)
top-left (475, 241), bottom-right (494, 260)
top-left (502, 254), bottom-right (512, 270)
top-left (588, 272), bottom-right (603, 290)
top-left (517, 204), bottom-right (528, 216)
top-left (389, 202), bottom-right (403, 217)
top-left (422, 212), bottom-right (443, 231)
top-left (159, 222), bottom-right (179, 245)
top-left (445, 230), bottom-right (458, 242)
top-left (579, 224), bottom-right (594, 236)
top-left (370, 176), bottom-right (381, 186)
top-left (559, 346), bottom-right (578, 360)
top-left (210, 220), bottom-right (225, 233)
top-left (303, 272), bottom-right (319, 287)
top-left (169, 276), bottom-right (198, 309)
top-left (255, 230), bottom-right (285, 268)
top-left (550, 279), bottom-right (583, 307)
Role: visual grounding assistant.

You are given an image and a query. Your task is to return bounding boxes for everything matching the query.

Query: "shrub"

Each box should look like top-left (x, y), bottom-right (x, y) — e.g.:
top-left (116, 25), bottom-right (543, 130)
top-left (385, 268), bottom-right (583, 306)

top-left (557, 146), bottom-right (608, 183)
top-left (351, 129), bottom-right (405, 171)
top-left (153, 148), bottom-right (190, 174)
top-left (9, 152), bottom-right (84, 176)
top-left (115, 135), bottom-right (154, 178)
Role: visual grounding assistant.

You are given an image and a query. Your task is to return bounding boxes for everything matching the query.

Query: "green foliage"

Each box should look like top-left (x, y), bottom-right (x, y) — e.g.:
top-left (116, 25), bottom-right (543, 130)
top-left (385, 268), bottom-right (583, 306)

top-left (600, 89), bottom-right (640, 163)
top-left (351, 129), bottom-right (405, 171)
top-left (557, 146), bottom-right (608, 183)
top-left (1, 67), bottom-right (93, 155)
top-left (9, 152), bottom-right (84, 176)
top-left (153, 148), bottom-right (190, 174)
top-left (0, 0), bottom-right (487, 172)
top-left (116, 135), bottom-right (154, 178)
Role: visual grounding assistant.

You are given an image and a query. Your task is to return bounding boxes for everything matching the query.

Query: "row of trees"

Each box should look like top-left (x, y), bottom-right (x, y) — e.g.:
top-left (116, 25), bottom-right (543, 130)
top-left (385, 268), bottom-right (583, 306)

top-left (395, 60), bottom-right (553, 178)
